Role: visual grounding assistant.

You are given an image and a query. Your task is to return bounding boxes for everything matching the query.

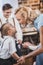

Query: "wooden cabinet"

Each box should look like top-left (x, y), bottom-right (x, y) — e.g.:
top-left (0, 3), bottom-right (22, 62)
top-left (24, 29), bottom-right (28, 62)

top-left (28, 0), bottom-right (40, 5)
top-left (18, 0), bottom-right (43, 13)
top-left (18, 0), bottom-right (40, 9)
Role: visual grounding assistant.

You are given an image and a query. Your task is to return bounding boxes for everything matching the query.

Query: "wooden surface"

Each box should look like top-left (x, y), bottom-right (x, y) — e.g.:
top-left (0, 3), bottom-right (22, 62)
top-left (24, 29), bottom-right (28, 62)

top-left (22, 27), bottom-right (37, 32)
top-left (20, 57), bottom-right (33, 65)
top-left (23, 31), bottom-right (37, 36)
top-left (22, 27), bottom-right (38, 36)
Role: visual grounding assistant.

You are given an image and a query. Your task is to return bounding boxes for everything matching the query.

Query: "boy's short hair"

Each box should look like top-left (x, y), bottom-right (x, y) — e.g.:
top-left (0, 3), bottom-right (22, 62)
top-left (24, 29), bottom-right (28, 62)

top-left (2, 3), bottom-right (12, 11)
top-left (1, 23), bottom-right (12, 36)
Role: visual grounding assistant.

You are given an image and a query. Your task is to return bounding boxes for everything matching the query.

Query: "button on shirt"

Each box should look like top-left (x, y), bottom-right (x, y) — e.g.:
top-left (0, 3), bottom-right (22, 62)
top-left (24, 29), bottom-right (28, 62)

top-left (0, 13), bottom-right (23, 41)
top-left (0, 36), bottom-right (17, 59)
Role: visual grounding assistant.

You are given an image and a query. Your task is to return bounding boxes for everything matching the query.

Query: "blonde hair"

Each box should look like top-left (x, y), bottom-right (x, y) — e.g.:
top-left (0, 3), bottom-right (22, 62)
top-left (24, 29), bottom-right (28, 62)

top-left (15, 6), bottom-right (28, 21)
top-left (1, 23), bottom-right (12, 37)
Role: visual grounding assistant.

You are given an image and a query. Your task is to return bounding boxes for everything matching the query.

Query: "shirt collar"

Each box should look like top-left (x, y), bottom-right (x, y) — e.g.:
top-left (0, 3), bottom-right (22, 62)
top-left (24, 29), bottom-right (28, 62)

top-left (3, 36), bottom-right (10, 39)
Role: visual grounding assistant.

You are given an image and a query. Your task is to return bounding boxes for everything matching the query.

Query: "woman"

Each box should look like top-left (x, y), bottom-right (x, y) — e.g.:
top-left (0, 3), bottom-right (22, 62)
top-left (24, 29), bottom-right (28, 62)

top-left (17, 13), bottom-right (43, 65)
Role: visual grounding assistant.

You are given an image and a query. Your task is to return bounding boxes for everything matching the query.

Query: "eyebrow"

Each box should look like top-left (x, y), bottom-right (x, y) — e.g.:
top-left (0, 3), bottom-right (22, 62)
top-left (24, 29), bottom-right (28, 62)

top-left (6, 12), bottom-right (11, 13)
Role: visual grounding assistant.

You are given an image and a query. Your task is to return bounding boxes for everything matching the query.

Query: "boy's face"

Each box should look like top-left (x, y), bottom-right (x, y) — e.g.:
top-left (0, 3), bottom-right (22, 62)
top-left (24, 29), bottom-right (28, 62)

top-left (4, 24), bottom-right (16, 36)
top-left (8, 25), bottom-right (16, 36)
top-left (3, 9), bottom-right (12, 18)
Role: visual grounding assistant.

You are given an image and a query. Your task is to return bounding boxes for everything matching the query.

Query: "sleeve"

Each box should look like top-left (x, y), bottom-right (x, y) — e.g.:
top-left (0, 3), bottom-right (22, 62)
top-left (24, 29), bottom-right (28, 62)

top-left (28, 45), bottom-right (38, 50)
top-left (0, 18), bottom-right (2, 29)
top-left (9, 38), bottom-right (17, 55)
top-left (14, 15), bottom-right (23, 41)
top-left (38, 14), bottom-right (43, 30)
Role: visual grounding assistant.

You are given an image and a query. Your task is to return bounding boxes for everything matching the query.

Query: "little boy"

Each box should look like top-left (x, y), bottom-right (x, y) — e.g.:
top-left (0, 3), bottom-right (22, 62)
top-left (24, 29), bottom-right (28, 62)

top-left (0, 23), bottom-right (24, 65)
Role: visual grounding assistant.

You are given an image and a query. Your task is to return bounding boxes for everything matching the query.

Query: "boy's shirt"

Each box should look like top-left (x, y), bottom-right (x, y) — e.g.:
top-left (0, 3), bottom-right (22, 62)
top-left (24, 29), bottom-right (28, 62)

top-left (0, 36), bottom-right (17, 59)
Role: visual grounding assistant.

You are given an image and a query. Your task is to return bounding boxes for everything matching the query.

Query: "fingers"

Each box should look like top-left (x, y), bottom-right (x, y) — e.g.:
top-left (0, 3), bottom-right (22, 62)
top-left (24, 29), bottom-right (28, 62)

top-left (17, 56), bottom-right (25, 64)
top-left (22, 42), bottom-right (33, 48)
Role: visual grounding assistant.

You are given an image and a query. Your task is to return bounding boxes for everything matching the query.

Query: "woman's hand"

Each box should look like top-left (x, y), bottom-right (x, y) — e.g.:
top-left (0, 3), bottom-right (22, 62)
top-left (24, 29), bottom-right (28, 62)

top-left (22, 42), bottom-right (32, 48)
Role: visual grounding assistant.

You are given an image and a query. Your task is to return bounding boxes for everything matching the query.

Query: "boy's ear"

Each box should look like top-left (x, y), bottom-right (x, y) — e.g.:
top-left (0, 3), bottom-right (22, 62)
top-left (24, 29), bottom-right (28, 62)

top-left (7, 29), bottom-right (11, 34)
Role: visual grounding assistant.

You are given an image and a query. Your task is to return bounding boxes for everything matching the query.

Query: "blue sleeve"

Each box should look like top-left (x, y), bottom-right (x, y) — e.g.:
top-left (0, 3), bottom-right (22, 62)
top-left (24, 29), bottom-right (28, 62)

top-left (34, 17), bottom-right (39, 30)
top-left (38, 14), bottom-right (43, 30)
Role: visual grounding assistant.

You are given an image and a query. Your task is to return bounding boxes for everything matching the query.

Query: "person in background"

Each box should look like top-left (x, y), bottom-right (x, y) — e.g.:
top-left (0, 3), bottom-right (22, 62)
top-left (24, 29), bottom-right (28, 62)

top-left (2, 0), bottom-right (19, 12)
top-left (0, 23), bottom-right (25, 65)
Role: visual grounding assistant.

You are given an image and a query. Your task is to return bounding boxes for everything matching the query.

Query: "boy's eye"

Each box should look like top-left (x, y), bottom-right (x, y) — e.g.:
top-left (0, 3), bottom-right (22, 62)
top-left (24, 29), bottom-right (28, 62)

top-left (6, 12), bottom-right (11, 13)
top-left (17, 19), bottom-right (20, 21)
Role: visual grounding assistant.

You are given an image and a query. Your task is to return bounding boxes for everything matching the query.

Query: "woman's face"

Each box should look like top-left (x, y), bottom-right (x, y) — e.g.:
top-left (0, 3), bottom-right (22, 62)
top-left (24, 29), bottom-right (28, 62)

top-left (16, 12), bottom-right (26, 24)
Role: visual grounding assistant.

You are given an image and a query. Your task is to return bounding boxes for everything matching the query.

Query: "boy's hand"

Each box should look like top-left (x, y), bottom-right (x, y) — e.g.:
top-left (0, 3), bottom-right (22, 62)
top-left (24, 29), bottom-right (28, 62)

top-left (17, 56), bottom-right (25, 64)
top-left (18, 40), bottom-right (22, 44)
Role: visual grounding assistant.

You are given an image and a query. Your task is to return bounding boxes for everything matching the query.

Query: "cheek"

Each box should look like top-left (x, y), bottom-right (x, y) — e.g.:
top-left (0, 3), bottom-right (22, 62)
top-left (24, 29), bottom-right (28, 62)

top-left (3, 13), bottom-right (7, 16)
top-left (14, 29), bottom-right (16, 33)
top-left (6, 13), bottom-right (11, 16)
top-left (13, 29), bottom-right (16, 34)
top-left (4, 14), bottom-right (9, 17)
top-left (19, 19), bottom-right (23, 24)
top-left (7, 13), bottom-right (10, 16)
top-left (9, 13), bottom-right (11, 16)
